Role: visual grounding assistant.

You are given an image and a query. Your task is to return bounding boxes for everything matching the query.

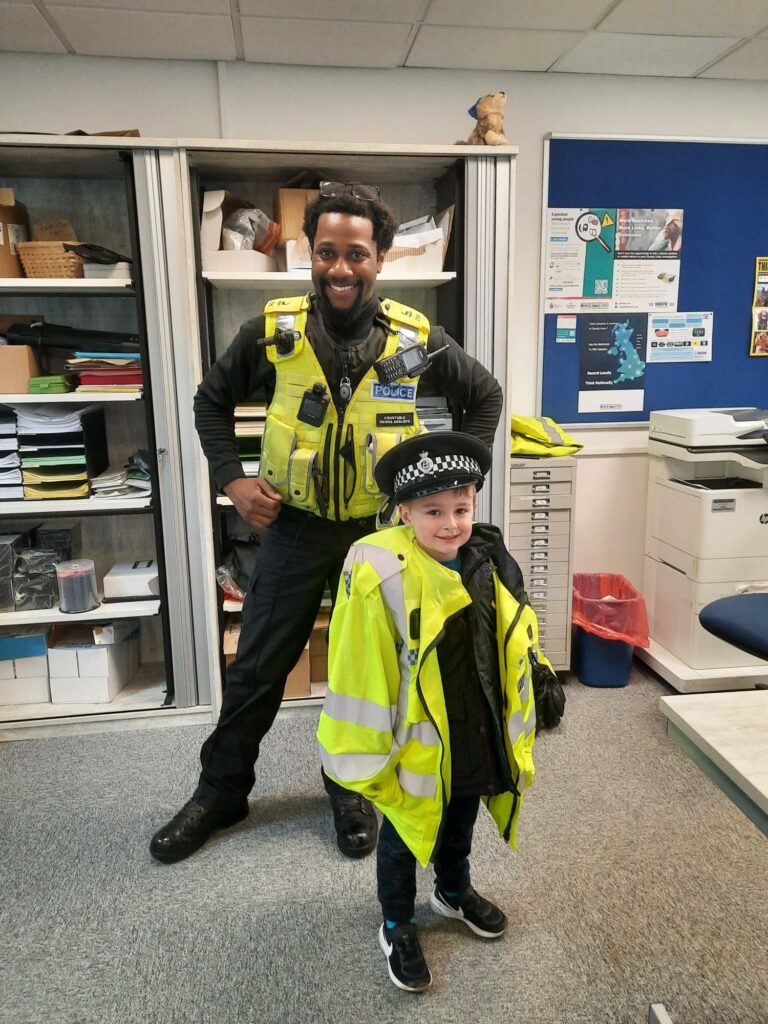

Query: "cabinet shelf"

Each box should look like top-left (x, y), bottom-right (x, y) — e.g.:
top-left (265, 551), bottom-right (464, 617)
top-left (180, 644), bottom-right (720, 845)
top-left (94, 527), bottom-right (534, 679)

top-left (0, 278), bottom-right (133, 295)
top-left (202, 270), bottom-right (457, 290)
top-left (0, 497), bottom-right (151, 515)
top-left (0, 662), bottom-right (169, 723)
top-left (0, 393), bottom-right (142, 404)
top-left (0, 599), bottom-right (160, 625)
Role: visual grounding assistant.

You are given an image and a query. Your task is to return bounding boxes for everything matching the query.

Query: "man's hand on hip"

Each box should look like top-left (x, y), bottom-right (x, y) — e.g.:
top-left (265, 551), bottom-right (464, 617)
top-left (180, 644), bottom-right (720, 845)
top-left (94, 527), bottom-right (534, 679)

top-left (223, 477), bottom-right (282, 528)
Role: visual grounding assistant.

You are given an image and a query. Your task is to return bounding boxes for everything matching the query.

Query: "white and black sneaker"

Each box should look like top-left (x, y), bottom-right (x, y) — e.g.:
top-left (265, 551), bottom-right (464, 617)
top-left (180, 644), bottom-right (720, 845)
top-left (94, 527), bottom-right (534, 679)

top-left (378, 922), bottom-right (432, 992)
top-left (430, 886), bottom-right (507, 938)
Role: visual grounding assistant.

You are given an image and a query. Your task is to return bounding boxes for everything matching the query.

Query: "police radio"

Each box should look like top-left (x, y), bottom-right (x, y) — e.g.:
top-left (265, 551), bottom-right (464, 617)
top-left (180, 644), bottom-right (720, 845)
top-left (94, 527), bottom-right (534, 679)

top-left (374, 343), bottom-right (447, 384)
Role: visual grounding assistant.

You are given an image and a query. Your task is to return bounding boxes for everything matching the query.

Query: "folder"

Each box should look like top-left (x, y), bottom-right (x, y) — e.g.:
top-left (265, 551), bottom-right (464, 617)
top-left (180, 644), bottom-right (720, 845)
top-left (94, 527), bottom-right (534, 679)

top-left (23, 482), bottom-right (90, 500)
top-left (22, 468), bottom-right (88, 484)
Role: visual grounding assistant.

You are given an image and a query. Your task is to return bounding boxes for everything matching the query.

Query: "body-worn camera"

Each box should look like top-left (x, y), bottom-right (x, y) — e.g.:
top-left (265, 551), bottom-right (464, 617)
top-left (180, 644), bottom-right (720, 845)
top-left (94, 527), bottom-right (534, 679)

top-left (374, 342), bottom-right (447, 384)
top-left (256, 328), bottom-right (301, 356)
top-left (297, 382), bottom-right (330, 427)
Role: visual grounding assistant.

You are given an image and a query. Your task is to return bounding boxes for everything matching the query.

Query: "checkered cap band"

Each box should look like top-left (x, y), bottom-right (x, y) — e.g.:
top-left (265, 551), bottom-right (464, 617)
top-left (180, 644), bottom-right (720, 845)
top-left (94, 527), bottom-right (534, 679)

top-left (393, 453), bottom-right (482, 494)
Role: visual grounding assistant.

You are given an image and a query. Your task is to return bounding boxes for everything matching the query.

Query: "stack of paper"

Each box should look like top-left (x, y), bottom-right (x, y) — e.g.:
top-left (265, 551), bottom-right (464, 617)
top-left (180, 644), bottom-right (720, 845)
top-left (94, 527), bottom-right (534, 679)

top-left (0, 408), bottom-right (21, 500)
top-left (11, 404), bottom-right (108, 500)
top-left (91, 451), bottom-right (152, 499)
top-left (235, 403), bottom-right (266, 477)
top-left (65, 351), bottom-right (143, 394)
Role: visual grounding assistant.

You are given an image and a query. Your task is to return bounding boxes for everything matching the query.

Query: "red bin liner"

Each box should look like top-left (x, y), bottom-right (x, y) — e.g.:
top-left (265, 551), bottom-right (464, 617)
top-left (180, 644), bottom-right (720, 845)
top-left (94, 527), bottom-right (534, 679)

top-left (572, 573), bottom-right (649, 648)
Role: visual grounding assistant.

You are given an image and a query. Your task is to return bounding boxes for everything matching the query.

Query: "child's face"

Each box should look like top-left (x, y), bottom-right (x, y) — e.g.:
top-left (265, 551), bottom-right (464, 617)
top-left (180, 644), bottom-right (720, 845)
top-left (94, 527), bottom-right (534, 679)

top-left (399, 486), bottom-right (476, 563)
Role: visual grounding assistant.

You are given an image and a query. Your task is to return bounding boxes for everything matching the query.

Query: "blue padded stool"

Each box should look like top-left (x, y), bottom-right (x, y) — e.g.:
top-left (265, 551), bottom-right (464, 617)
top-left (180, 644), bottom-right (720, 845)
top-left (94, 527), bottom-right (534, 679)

top-left (698, 593), bottom-right (768, 662)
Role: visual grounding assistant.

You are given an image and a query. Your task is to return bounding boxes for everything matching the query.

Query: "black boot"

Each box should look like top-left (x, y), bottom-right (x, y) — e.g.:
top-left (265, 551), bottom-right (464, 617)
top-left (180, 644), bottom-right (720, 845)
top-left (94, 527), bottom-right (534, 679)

top-left (150, 798), bottom-right (249, 863)
top-left (323, 771), bottom-right (378, 858)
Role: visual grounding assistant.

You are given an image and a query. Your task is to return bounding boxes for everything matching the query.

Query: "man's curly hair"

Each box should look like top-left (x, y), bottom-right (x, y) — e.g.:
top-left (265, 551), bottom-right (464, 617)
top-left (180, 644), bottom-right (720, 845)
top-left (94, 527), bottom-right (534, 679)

top-left (303, 193), bottom-right (398, 255)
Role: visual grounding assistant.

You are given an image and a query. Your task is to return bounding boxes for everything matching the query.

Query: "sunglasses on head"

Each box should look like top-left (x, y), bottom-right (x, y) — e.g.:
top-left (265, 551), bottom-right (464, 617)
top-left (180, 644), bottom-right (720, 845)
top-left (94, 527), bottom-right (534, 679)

top-left (319, 181), bottom-right (381, 202)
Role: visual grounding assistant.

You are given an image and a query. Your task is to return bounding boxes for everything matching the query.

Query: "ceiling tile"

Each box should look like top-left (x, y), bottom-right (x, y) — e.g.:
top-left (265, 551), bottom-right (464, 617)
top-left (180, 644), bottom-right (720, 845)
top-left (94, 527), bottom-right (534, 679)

top-left (239, 0), bottom-right (423, 21)
top-left (47, 7), bottom-right (236, 59)
top-left (407, 25), bottom-right (581, 70)
top-left (552, 31), bottom-right (739, 77)
top-left (241, 17), bottom-right (412, 67)
top-left (425, 0), bottom-right (610, 32)
top-left (699, 38), bottom-right (768, 78)
top-left (46, 0), bottom-right (230, 10)
top-left (0, 3), bottom-right (66, 53)
top-left (598, 0), bottom-right (768, 38)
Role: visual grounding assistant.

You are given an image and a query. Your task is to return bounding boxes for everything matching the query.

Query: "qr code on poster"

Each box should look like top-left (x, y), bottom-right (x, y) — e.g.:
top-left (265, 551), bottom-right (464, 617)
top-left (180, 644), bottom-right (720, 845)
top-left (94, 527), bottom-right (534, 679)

top-left (594, 279), bottom-right (608, 295)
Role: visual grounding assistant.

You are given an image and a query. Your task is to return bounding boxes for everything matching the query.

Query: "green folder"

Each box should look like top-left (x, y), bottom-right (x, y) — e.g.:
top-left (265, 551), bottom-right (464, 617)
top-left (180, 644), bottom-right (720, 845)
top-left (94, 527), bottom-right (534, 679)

top-left (28, 375), bottom-right (76, 394)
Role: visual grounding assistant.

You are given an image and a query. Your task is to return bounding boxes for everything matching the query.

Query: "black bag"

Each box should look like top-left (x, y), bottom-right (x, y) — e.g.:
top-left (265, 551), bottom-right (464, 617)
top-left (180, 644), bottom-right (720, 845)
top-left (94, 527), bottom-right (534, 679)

top-left (530, 651), bottom-right (566, 731)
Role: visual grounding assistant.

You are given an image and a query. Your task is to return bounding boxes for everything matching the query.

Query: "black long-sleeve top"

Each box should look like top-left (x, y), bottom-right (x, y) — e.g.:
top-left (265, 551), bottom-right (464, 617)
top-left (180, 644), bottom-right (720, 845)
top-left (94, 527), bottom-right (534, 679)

top-left (194, 295), bottom-right (504, 492)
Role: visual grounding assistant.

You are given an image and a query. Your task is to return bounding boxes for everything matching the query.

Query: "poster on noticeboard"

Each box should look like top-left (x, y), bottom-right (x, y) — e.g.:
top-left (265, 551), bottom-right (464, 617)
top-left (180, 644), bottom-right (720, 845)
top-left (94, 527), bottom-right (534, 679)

top-left (750, 258), bottom-right (768, 356)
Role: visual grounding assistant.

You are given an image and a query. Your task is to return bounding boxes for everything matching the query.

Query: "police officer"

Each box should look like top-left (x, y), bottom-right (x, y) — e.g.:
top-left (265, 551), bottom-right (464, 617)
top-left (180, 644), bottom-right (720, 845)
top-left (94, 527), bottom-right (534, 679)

top-left (150, 183), bottom-right (503, 864)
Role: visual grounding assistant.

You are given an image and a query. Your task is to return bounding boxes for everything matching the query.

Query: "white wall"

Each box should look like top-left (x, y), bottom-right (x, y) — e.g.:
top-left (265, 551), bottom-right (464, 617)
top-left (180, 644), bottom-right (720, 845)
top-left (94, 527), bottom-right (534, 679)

top-left (4, 52), bottom-right (767, 582)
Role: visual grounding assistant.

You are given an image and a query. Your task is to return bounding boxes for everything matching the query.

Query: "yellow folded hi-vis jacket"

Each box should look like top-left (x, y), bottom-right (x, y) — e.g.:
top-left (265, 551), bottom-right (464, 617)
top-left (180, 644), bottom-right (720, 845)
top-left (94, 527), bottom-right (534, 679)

top-left (317, 524), bottom-right (543, 867)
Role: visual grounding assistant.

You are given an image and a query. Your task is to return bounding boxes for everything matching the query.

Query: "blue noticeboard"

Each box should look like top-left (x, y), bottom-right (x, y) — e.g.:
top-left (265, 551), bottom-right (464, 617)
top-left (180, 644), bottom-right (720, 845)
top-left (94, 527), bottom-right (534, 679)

top-left (540, 136), bottom-right (768, 425)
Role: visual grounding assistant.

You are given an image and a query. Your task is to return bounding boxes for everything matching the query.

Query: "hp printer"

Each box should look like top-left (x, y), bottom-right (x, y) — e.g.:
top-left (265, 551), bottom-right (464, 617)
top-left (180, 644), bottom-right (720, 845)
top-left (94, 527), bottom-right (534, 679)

top-left (640, 408), bottom-right (768, 692)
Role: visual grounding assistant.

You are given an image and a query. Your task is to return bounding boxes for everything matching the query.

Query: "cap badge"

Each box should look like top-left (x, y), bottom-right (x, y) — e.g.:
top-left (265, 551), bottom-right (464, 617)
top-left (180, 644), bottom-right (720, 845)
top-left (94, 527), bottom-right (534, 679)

top-left (417, 452), bottom-right (436, 474)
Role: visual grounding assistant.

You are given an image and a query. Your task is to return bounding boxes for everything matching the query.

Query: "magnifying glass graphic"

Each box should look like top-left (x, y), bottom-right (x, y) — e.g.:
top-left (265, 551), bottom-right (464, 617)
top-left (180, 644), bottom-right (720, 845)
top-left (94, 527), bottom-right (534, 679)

top-left (575, 211), bottom-right (611, 252)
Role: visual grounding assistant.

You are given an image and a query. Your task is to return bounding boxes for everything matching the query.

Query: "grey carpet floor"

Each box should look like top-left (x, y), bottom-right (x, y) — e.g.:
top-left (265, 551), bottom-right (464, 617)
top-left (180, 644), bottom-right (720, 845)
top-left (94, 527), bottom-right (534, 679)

top-left (1, 666), bottom-right (766, 1024)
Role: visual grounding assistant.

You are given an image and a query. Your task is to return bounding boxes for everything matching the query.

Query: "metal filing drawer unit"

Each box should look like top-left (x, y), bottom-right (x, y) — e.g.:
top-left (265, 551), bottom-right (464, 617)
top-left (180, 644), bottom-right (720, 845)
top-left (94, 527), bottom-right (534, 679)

top-left (507, 456), bottom-right (577, 672)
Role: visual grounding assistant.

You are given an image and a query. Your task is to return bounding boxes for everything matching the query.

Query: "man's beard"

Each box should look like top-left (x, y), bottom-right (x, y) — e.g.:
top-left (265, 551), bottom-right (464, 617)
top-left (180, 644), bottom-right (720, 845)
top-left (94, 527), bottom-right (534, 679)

top-left (314, 279), bottom-right (367, 332)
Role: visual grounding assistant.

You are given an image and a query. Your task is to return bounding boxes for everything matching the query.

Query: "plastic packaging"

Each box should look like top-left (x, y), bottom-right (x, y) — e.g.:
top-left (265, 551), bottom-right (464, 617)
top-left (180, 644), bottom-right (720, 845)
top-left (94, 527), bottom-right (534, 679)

top-left (222, 208), bottom-right (281, 256)
top-left (215, 564), bottom-right (245, 603)
top-left (571, 572), bottom-right (649, 647)
top-left (56, 559), bottom-right (99, 613)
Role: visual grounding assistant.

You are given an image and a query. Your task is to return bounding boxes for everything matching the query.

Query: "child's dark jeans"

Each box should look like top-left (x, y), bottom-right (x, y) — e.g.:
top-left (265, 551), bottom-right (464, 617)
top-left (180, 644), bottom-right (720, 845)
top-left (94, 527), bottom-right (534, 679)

top-left (377, 795), bottom-right (481, 923)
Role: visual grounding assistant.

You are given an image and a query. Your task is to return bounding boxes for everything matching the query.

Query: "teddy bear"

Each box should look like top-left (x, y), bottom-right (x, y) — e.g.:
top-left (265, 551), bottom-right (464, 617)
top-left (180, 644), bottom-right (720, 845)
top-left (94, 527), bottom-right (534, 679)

top-left (461, 92), bottom-right (508, 146)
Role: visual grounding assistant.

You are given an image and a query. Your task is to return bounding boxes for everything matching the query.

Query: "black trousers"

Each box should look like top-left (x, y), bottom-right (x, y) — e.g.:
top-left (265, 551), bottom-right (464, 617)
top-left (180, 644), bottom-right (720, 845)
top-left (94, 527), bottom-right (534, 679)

top-left (194, 505), bottom-right (374, 810)
top-left (377, 795), bottom-right (481, 923)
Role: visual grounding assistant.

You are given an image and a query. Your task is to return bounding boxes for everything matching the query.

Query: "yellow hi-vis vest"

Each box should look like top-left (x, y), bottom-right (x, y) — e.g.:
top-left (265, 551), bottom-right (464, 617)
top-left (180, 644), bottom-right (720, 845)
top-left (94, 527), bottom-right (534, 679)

top-left (510, 414), bottom-right (583, 458)
top-left (260, 294), bottom-right (429, 520)
top-left (317, 525), bottom-right (540, 867)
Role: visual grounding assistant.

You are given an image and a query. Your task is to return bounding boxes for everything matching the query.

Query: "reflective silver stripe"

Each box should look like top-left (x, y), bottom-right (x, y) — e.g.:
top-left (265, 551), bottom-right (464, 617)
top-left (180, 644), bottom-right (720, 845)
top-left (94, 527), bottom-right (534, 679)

top-left (275, 313), bottom-right (296, 331)
top-left (535, 416), bottom-right (561, 445)
top-left (350, 543), bottom-right (403, 584)
top-left (395, 719), bottom-right (440, 748)
top-left (398, 766), bottom-right (436, 798)
top-left (507, 708), bottom-right (523, 745)
top-left (321, 749), bottom-right (392, 782)
top-left (378, 571), bottom-right (413, 734)
top-left (323, 690), bottom-right (395, 734)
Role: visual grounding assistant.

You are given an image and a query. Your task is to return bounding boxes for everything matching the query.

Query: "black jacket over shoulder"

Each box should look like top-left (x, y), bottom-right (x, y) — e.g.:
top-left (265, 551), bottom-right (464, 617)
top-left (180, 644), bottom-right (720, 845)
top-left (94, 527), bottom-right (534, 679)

top-left (193, 297), bottom-right (504, 492)
top-left (438, 524), bottom-right (526, 797)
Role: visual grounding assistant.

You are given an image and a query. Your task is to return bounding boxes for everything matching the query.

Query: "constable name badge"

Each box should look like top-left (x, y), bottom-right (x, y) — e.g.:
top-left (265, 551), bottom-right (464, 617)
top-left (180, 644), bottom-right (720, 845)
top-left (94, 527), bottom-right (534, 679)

top-left (376, 413), bottom-right (414, 427)
top-left (372, 382), bottom-right (416, 402)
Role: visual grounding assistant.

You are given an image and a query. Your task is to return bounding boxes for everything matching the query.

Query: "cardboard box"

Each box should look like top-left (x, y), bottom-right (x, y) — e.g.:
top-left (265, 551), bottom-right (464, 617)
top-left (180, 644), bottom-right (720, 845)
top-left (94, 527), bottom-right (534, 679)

top-left (0, 189), bottom-right (31, 278)
top-left (274, 188), bottom-right (319, 240)
top-left (47, 623), bottom-right (138, 703)
top-left (0, 651), bottom-right (50, 704)
top-left (223, 617), bottom-right (310, 697)
top-left (0, 345), bottom-right (41, 394)
top-left (380, 227), bottom-right (445, 276)
top-left (202, 249), bottom-right (276, 273)
top-left (277, 235), bottom-right (312, 271)
top-left (0, 625), bottom-right (48, 660)
top-left (310, 609), bottom-right (330, 683)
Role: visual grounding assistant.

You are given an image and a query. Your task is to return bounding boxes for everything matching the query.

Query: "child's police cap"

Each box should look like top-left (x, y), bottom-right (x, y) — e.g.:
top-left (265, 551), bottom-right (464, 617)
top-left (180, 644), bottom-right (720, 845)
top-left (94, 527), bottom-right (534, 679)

top-left (375, 431), bottom-right (492, 503)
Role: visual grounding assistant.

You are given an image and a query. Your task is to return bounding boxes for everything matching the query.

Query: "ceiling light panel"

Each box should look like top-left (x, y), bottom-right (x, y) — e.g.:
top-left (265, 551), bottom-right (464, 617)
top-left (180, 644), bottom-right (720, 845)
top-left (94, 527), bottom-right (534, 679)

top-left (241, 17), bottom-right (412, 66)
top-left (553, 31), bottom-right (739, 76)
top-left (598, 0), bottom-right (768, 38)
top-left (239, 0), bottom-right (424, 21)
top-left (48, 7), bottom-right (237, 60)
top-left (407, 25), bottom-right (582, 70)
top-left (425, 0), bottom-right (610, 31)
top-left (46, 0), bottom-right (230, 10)
top-left (0, 3), bottom-right (66, 52)
top-left (699, 38), bottom-right (768, 78)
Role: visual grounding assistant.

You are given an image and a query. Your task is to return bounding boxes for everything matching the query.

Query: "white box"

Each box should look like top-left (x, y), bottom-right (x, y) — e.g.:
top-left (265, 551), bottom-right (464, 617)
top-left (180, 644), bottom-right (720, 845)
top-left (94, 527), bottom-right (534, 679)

top-left (103, 560), bottom-right (160, 601)
top-left (0, 658), bottom-right (14, 679)
top-left (380, 228), bottom-right (445, 276)
top-left (0, 674), bottom-right (49, 705)
top-left (83, 262), bottom-right (131, 279)
top-left (14, 654), bottom-right (48, 678)
top-left (277, 235), bottom-right (312, 271)
top-left (202, 249), bottom-right (276, 273)
top-left (47, 625), bottom-right (139, 703)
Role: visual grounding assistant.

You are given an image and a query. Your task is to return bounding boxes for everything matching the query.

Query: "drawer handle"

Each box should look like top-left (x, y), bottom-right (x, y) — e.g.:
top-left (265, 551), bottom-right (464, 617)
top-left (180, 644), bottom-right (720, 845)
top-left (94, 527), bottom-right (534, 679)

top-left (532, 498), bottom-right (550, 507)
top-left (533, 471), bottom-right (551, 479)
top-left (531, 525), bottom-right (549, 534)
top-left (532, 484), bottom-right (550, 493)
top-left (531, 511), bottom-right (549, 520)
top-left (531, 538), bottom-right (548, 547)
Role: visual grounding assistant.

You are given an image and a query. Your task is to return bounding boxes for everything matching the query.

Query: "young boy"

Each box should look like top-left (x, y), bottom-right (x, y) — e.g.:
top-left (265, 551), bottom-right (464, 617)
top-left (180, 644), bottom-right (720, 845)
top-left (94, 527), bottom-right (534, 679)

top-left (317, 432), bottom-right (553, 992)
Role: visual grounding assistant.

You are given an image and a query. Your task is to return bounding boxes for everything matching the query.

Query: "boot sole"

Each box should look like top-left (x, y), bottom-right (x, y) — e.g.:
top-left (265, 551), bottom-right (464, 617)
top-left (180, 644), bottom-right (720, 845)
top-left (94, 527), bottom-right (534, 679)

top-left (150, 803), bottom-right (249, 864)
top-left (429, 891), bottom-right (506, 939)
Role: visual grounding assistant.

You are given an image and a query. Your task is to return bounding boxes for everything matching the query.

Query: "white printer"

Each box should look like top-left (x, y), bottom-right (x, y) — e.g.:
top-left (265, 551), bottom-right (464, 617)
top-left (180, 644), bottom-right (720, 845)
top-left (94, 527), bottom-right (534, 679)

top-left (640, 408), bottom-right (768, 692)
